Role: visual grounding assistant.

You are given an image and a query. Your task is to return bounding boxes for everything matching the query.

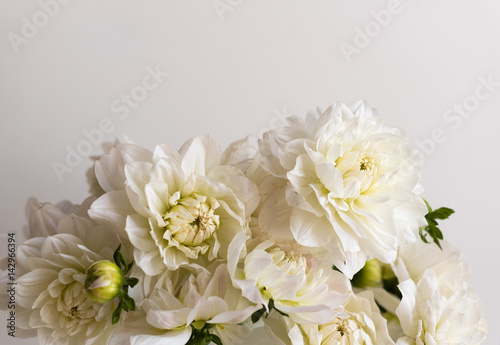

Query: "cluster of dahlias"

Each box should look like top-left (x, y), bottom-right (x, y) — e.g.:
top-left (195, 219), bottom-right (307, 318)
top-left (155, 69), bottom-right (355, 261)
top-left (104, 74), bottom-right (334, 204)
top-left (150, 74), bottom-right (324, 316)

top-left (1, 101), bottom-right (487, 345)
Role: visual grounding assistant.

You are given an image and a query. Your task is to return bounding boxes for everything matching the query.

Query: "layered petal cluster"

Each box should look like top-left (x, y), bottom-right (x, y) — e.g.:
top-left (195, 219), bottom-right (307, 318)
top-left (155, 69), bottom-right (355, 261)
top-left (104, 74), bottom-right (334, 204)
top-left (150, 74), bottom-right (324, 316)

top-left (6, 101), bottom-right (488, 345)
top-left (393, 240), bottom-right (471, 297)
top-left (388, 240), bottom-right (487, 344)
top-left (396, 270), bottom-right (487, 345)
top-left (1, 197), bottom-right (100, 319)
top-left (90, 136), bottom-right (259, 275)
top-left (228, 233), bottom-right (350, 324)
top-left (24, 196), bottom-right (95, 238)
top-left (258, 101), bottom-right (427, 277)
top-left (16, 215), bottom-right (122, 345)
top-left (123, 263), bottom-right (259, 345)
top-left (266, 291), bottom-right (394, 345)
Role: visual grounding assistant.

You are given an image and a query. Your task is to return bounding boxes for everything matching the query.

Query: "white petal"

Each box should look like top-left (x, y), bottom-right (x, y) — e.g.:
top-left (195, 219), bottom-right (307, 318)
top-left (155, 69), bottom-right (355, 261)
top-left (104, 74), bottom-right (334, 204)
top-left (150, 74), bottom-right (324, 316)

top-left (146, 309), bottom-right (191, 330)
top-left (95, 143), bottom-right (153, 193)
top-left (126, 214), bottom-right (156, 252)
top-left (188, 296), bottom-right (228, 324)
top-left (25, 197), bottom-right (67, 237)
top-left (179, 135), bottom-right (221, 176)
top-left (125, 161), bottom-right (154, 217)
top-left (89, 190), bottom-right (135, 235)
top-left (290, 209), bottom-right (334, 247)
top-left (396, 279), bottom-right (419, 337)
top-left (130, 328), bottom-right (191, 345)
top-left (258, 188), bottom-right (294, 241)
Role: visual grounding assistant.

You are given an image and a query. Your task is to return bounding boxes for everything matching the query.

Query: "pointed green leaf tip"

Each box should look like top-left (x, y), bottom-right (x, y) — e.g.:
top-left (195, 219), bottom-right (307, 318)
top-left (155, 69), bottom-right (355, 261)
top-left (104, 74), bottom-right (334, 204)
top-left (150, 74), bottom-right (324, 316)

top-left (251, 306), bottom-right (267, 324)
top-left (251, 299), bottom-right (289, 324)
top-left (419, 200), bottom-right (455, 250)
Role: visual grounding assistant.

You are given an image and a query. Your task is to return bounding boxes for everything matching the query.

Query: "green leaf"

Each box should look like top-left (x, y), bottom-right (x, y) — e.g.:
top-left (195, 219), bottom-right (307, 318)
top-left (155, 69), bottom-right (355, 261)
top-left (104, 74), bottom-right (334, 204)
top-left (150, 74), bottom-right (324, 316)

top-left (110, 244), bottom-right (139, 324)
top-left (124, 277), bottom-right (139, 288)
top-left (112, 305), bottom-right (122, 324)
top-left (123, 295), bottom-right (136, 311)
top-left (269, 300), bottom-right (289, 317)
top-left (428, 207), bottom-right (454, 220)
top-left (124, 261), bottom-right (134, 275)
top-left (210, 334), bottom-right (224, 345)
top-left (187, 323), bottom-right (225, 345)
top-left (113, 244), bottom-right (122, 267)
top-left (419, 201), bottom-right (454, 250)
top-left (419, 228), bottom-right (430, 243)
top-left (251, 306), bottom-right (266, 324)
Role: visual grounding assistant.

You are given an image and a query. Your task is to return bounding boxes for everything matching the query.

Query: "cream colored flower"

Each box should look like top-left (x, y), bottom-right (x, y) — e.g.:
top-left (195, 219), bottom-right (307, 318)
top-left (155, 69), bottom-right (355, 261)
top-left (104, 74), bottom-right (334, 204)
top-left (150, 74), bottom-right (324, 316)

top-left (258, 101), bottom-right (427, 278)
top-left (120, 263), bottom-right (259, 345)
top-left (393, 240), bottom-right (471, 298)
top-left (266, 291), bottom-right (394, 345)
top-left (24, 196), bottom-right (95, 238)
top-left (228, 233), bottom-right (350, 324)
top-left (16, 215), bottom-right (122, 345)
top-left (395, 270), bottom-right (487, 345)
top-left (90, 135), bottom-right (259, 275)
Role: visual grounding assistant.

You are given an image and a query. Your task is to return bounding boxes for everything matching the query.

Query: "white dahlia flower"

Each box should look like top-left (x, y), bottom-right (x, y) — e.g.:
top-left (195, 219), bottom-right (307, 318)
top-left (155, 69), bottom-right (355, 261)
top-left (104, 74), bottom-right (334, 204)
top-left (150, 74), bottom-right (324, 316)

top-left (16, 216), bottom-right (123, 345)
top-left (258, 101), bottom-right (427, 277)
top-left (23, 196), bottom-right (95, 238)
top-left (395, 269), bottom-right (487, 345)
top-left (89, 136), bottom-right (259, 275)
top-left (393, 240), bottom-right (471, 298)
top-left (0, 197), bottom-right (110, 342)
top-left (121, 263), bottom-right (259, 345)
top-left (227, 233), bottom-right (350, 324)
top-left (266, 291), bottom-right (394, 345)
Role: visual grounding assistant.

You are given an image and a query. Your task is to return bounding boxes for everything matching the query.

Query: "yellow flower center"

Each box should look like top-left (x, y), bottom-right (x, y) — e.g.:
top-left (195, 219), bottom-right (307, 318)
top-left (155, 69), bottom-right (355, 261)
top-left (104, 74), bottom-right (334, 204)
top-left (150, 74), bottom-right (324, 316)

top-left (320, 318), bottom-right (357, 343)
top-left (359, 153), bottom-right (374, 172)
top-left (269, 247), bottom-right (307, 277)
top-left (165, 194), bottom-right (220, 246)
top-left (256, 247), bottom-right (308, 300)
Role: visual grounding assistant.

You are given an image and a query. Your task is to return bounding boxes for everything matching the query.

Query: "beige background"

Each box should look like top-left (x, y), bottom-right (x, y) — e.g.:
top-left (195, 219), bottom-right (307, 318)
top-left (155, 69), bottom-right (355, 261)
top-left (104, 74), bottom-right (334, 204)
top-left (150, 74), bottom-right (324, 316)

top-left (1, 1), bottom-right (499, 344)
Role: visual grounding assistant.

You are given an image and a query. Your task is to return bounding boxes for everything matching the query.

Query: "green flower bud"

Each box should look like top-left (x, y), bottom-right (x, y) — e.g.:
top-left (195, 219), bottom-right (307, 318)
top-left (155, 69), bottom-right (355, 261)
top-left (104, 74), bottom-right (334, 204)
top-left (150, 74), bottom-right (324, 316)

top-left (85, 260), bottom-right (123, 304)
top-left (352, 259), bottom-right (382, 288)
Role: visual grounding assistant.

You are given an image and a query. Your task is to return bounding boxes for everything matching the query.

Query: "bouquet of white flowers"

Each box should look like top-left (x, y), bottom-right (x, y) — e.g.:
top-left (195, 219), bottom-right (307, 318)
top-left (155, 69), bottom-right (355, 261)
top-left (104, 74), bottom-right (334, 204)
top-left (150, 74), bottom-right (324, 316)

top-left (2, 101), bottom-right (487, 345)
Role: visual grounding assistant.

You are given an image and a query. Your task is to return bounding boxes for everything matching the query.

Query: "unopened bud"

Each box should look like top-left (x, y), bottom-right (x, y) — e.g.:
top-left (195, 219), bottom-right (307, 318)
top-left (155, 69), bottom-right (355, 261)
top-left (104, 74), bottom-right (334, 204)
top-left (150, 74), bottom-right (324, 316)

top-left (352, 259), bottom-right (382, 288)
top-left (85, 260), bottom-right (123, 303)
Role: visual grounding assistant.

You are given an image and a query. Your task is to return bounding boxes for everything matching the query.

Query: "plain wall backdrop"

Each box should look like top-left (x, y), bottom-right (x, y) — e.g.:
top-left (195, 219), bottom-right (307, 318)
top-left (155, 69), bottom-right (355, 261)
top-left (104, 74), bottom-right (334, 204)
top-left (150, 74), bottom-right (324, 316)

top-left (1, 1), bottom-right (499, 344)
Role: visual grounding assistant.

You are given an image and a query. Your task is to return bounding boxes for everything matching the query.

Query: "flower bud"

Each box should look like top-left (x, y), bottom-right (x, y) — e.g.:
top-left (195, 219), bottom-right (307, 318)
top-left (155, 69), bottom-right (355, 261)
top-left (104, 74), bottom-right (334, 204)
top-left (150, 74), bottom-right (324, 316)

top-left (85, 260), bottom-right (123, 303)
top-left (351, 259), bottom-right (382, 288)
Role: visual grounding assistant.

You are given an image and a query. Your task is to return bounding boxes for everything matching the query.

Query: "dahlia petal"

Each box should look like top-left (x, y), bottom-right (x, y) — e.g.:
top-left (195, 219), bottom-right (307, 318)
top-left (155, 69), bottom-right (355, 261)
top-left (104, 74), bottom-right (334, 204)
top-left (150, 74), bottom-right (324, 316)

top-left (179, 135), bottom-right (221, 176)
top-left (95, 143), bottom-right (153, 193)
top-left (130, 328), bottom-right (192, 345)
top-left (89, 190), bottom-right (135, 234)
